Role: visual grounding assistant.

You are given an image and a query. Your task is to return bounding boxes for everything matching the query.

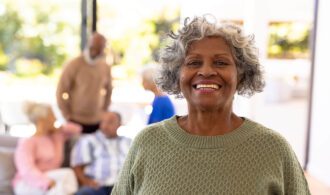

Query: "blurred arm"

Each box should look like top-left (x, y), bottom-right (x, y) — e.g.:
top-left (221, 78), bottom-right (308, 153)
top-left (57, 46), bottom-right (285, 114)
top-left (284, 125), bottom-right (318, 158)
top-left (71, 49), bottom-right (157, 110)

top-left (73, 165), bottom-right (99, 188)
top-left (56, 61), bottom-right (75, 121)
top-left (14, 139), bottom-right (52, 190)
top-left (103, 64), bottom-right (112, 111)
top-left (70, 135), bottom-right (99, 188)
top-left (61, 122), bottom-right (82, 138)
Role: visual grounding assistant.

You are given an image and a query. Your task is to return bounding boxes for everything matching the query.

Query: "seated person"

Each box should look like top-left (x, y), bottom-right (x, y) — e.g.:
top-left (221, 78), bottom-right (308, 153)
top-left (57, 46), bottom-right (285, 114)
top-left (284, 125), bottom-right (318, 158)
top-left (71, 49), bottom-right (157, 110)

top-left (141, 65), bottom-right (175, 124)
top-left (12, 101), bottom-right (82, 195)
top-left (70, 111), bottom-right (131, 195)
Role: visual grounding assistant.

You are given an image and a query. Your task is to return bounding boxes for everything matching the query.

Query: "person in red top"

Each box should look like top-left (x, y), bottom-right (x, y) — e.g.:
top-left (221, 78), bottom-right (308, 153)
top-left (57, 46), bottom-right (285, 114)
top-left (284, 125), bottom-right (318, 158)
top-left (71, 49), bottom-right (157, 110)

top-left (12, 101), bottom-right (82, 195)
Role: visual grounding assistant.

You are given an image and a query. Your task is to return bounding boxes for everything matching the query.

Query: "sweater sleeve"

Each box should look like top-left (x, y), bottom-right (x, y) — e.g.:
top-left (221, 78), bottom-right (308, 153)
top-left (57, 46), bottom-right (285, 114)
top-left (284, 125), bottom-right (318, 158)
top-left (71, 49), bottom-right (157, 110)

top-left (111, 135), bottom-right (139, 195)
top-left (14, 138), bottom-right (52, 190)
top-left (70, 136), bottom-right (93, 167)
top-left (56, 60), bottom-right (76, 121)
top-left (283, 141), bottom-right (311, 194)
top-left (103, 63), bottom-right (112, 111)
top-left (61, 122), bottom-right (82, 138)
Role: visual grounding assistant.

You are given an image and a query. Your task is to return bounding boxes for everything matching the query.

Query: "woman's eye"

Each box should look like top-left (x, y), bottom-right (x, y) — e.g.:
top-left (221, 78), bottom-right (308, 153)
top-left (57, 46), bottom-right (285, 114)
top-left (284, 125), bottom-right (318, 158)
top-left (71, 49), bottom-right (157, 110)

top-left (214, 60), bottom-right (227, 66)
top-left (187, 61), bottom-right (202, 66)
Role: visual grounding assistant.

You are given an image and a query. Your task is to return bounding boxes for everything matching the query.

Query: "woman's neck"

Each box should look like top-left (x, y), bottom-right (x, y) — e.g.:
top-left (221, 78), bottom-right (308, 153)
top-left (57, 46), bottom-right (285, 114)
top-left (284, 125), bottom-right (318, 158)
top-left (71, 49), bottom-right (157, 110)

top-left (33, 123), bottom-right (55, 136)
top-left (34, 129), bottom-right (48, 136)
top-left (178, 110), bottom-right (243, 136)
top-left (152, 87), bottom-right (165, 96)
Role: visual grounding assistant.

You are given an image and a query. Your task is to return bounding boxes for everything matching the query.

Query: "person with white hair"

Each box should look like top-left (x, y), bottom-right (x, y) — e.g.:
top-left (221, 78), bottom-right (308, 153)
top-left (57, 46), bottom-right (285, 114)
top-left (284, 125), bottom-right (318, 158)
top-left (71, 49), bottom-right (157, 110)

top-left (12, 101), bottom-right (82, 195)
top-left (141, 65), bottom-right (175, 124)
top-left (112, 16), bottom-right (310, 194)
top-left (71, 111), bottom-right (131, 195)
top-left (56, 32), bottom-right (112, 134)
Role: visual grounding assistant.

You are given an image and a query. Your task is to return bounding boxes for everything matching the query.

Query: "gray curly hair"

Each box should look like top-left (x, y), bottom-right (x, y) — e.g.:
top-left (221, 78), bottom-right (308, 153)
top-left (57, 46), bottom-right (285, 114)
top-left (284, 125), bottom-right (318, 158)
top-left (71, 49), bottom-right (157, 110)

top-left (156, 15), bottom-right (265, 97)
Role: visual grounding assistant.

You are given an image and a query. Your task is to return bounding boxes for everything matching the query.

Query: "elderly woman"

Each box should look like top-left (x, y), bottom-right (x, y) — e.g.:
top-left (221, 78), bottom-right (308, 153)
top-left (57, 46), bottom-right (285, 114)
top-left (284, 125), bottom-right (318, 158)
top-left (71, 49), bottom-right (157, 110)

top-left (111, 16), bottom-right (310, 194)
top-left (12, 102), bottom-right (81, 195)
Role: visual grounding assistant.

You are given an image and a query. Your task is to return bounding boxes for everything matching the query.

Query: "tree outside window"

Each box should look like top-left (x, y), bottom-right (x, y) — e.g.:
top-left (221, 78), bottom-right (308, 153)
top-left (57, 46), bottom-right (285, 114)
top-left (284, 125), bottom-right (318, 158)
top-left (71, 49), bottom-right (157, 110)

top-left (268, 21), bottom-right (310, 59)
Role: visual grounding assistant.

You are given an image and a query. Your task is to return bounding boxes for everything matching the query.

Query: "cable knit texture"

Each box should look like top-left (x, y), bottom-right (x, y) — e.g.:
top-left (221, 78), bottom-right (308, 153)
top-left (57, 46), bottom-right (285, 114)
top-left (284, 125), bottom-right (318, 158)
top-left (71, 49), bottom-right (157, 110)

top-left (111, 116), bottom-right (310, 195)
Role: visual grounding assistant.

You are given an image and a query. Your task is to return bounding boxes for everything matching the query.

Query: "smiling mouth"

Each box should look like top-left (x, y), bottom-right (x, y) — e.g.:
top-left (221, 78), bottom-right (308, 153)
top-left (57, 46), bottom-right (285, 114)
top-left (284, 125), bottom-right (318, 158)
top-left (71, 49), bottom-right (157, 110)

top-left (194, 84), bottom-right (221, 90)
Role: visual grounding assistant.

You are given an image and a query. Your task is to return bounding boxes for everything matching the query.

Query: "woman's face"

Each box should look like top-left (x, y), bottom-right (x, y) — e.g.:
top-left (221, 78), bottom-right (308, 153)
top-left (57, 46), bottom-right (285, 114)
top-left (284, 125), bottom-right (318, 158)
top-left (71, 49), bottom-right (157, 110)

top-left (142, 77), bottom-right (152, 91)
top-left (179, 36), bottom-right (238, 111)
top-left (39, 109), bottom-right (57, 134)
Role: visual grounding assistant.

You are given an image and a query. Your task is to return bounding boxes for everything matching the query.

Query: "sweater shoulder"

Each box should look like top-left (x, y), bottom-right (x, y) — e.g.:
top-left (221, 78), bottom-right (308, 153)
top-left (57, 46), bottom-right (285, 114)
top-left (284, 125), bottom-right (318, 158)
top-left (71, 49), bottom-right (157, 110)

top-left (246, 119), bottom-right (294, 154)
top-left (249, 119), bottom-right (288, 142)
top-left (132, 119), bottom-right (171, 147)
top-left (134, 120), bottom-right (167, 139)
top-left (63, 55), bottom-right (84, 70)
top-left (17, 137), bottom-right (34, 147)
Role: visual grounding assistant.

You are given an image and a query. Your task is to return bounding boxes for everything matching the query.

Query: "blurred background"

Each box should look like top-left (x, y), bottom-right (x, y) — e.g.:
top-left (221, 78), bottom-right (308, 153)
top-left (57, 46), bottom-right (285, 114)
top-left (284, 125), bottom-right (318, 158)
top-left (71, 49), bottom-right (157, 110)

top-left (0, 0), bottom-right (329, 192)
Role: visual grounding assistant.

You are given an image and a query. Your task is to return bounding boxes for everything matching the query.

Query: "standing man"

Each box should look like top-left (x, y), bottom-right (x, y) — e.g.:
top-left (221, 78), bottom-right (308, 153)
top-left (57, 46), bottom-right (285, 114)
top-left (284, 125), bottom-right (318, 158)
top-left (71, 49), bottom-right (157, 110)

top-left (56, 32), bottom-right (112, 134)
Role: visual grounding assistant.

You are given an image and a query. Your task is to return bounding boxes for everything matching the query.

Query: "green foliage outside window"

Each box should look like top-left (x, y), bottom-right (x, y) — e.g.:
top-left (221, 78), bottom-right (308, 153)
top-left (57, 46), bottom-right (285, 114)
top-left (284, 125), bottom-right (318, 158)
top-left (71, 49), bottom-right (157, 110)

top-left (108, 10), bottom-right (180, 65)
top-left (98, 5), bottom-right (180, 79)
top-left (0, 0), bottom-right (180, 79)
top-left (268, 22), bottom-right (310, 59)
top-left (0, 0), bottom-right (80, 77)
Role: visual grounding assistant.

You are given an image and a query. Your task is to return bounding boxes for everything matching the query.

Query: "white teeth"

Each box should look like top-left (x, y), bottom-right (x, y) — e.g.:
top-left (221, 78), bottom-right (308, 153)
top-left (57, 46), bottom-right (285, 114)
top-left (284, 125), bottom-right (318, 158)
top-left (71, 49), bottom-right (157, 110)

top-left (196, 84), bottom-right (219, 89)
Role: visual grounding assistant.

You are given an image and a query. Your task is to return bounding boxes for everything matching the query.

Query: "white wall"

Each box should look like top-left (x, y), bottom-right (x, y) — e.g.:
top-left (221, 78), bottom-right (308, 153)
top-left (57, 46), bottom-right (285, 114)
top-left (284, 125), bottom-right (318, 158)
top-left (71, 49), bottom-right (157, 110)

top-left (308, 0), bottom-right (330, 186)
top-left (181, 0), bottom-right (313, 22)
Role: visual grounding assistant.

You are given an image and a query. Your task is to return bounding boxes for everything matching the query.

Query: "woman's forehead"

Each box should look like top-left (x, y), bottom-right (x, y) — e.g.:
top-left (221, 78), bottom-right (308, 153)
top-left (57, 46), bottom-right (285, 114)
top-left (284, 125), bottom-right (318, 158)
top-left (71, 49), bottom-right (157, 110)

top-left (186, 37), bottom-right (232, 55)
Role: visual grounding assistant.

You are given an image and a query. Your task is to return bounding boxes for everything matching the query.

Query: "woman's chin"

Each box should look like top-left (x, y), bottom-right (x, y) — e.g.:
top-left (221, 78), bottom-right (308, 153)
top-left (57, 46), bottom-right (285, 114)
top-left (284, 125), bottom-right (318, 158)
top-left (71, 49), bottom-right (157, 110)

top-left (193, 103), bottom-right (220, 112)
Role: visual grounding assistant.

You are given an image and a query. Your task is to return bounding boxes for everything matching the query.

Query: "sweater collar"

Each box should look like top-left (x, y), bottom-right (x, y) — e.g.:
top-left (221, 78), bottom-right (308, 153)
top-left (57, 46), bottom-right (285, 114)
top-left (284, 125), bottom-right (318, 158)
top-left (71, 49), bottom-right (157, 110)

top-left (164, 116), bottom-right (258, 149)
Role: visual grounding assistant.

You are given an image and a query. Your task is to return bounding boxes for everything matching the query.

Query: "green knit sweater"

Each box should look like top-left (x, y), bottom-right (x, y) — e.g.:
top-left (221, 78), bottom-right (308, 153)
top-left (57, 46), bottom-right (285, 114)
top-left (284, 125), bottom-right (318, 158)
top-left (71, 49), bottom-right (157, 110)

top-left (111, 116), bottom-right (310, 195)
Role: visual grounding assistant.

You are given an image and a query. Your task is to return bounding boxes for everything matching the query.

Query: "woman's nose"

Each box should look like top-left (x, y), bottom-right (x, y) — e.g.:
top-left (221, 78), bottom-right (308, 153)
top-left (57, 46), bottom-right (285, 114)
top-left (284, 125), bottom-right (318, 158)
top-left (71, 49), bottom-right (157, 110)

top-left (197, 63), bottom-right (217, 77)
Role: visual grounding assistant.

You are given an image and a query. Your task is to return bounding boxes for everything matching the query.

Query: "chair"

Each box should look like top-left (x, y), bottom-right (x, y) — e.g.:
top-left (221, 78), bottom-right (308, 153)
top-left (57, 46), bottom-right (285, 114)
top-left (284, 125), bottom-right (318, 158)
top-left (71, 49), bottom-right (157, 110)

top-left (0, 101), bottom-right (31, 134)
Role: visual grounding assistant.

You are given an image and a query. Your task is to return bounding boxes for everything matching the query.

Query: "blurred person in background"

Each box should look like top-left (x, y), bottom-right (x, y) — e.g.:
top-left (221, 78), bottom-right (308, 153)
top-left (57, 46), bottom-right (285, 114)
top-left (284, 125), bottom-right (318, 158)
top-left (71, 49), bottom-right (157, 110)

top-left (71, 111), bottom-right (131, 195)
top-left (56, 32), bottom-right (112, 134)
top-left (111, 16), bottom-right (310, 194)
top-left (12, 102), bottom-right (82, 195)
top-left (141, 65), bottom-right (175, 124)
